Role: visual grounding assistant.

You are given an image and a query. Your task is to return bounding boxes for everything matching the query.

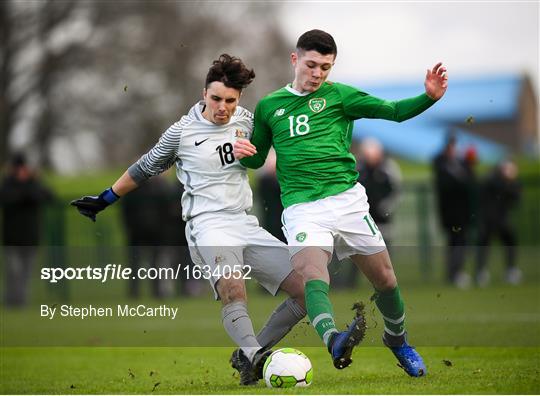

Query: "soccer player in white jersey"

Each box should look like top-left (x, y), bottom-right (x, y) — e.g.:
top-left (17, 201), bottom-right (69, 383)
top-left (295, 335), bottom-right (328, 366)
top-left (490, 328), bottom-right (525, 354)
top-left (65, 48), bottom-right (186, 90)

top-left (71, 54), bottom-right (306, 386)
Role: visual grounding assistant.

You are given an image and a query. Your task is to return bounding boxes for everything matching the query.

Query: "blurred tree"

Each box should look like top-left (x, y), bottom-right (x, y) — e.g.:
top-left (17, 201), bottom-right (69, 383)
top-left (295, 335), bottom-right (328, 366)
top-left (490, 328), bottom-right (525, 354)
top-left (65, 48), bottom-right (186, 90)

top-left (1, 0), bottom-right (290, 172)
top-left (0, 1), bottom-right (12, 165)
top-left (1, 0), bottom-right (83, 168)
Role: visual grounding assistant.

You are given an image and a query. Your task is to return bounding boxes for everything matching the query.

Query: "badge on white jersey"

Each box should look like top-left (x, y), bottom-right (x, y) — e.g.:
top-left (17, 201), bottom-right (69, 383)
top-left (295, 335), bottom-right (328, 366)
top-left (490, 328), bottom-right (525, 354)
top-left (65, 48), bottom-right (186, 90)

top-left (233, 127), bottom-right (251, 140)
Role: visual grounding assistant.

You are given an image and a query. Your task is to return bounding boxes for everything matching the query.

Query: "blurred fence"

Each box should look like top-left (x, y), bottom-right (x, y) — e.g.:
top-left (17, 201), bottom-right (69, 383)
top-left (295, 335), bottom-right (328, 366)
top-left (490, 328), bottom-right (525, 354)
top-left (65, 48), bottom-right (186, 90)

top-left (390, 177), bottom-right (540, 280)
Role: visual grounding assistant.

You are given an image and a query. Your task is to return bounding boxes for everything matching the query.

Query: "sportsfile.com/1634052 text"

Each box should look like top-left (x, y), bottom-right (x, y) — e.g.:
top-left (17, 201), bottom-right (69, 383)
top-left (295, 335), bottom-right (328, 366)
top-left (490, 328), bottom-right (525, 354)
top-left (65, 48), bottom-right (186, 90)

top-left (40, 264), bottom-right (252, 283)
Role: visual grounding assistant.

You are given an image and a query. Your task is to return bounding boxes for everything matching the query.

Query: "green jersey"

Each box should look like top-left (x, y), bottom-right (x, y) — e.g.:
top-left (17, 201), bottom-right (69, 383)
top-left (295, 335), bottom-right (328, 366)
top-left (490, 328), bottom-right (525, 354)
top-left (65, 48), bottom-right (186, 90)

top-left (241, 82), bottom-right (436, 208)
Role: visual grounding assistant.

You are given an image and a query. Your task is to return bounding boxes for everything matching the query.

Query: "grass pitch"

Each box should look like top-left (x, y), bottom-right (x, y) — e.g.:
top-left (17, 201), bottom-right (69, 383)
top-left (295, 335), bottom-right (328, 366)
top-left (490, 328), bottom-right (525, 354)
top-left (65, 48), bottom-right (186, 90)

top-left (1, 281), bottom-right (539, 394)
top-left (1, 347), bottom-right (539, 394)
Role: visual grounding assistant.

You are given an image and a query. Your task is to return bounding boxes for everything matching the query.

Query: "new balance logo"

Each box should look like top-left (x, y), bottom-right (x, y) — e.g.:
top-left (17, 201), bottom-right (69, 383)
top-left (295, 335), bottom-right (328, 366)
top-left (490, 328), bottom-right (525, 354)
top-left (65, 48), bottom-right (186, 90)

top-left (274, 109), bottom-right (285, 117)
top-left (195, 138), bottom-right (209, 146)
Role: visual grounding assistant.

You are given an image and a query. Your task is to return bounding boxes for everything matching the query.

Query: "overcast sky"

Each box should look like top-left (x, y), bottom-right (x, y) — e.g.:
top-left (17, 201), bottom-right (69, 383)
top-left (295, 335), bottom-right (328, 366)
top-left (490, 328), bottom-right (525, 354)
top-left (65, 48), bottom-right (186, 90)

top-left (277, 2), bottom-right (539, 89)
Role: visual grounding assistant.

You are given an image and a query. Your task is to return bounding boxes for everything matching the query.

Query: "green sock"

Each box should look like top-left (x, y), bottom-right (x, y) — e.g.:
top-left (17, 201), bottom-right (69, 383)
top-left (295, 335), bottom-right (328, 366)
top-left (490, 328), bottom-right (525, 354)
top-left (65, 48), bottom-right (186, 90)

top-left (374, 285), bottom-right (406, 337)
top-left (305, 279), bottom-right (338, 347)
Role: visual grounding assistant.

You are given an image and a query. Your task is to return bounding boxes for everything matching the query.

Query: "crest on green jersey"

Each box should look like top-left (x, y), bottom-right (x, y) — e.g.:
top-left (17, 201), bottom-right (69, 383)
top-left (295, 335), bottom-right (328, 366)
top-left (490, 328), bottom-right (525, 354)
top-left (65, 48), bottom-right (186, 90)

top-left (308, 98), bottom-right (326, 113)
top-left (296, 232), bottom-right (307, 243)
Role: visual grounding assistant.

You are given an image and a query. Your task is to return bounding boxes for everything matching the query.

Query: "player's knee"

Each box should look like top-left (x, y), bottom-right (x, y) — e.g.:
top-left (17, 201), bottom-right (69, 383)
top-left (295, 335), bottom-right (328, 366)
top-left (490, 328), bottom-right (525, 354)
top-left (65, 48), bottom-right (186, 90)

top-left (217, 278), bottom-right (246, 304)
top-left (292, 258), bottom-right (328, 282)
top-left (291, 257), bottom-right (309, 277)
top-left (280, 270), bottom-right (305, 300)
top-left (376, 270), bottom-right (397, 291)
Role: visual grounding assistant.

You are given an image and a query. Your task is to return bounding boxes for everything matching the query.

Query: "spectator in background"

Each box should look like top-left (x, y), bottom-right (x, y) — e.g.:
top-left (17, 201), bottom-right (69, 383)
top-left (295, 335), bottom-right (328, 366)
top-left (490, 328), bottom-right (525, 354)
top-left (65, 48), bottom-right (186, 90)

top-left (356, 138), bottom-right (402, 248)
top-left (121, 175), bottom-right (175, 299)
top-left (161, 179), bottom-right (205, 297)
top-left (256, 149), bottom-right (286, 243)
top-left (462, 145), bottom-right (480, 244)
top-left (433, 134), bottom-right (475, 288)
top-left (0, 153), bottom-right (54, 307)
top-left (475, 160), bottom-right (522, 286)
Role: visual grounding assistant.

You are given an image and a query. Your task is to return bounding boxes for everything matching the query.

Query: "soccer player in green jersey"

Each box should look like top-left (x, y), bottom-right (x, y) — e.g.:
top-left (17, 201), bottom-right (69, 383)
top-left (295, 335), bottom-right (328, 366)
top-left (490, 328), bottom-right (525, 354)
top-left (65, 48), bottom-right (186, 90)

top-left (234, 29), bottom-right (448, 377)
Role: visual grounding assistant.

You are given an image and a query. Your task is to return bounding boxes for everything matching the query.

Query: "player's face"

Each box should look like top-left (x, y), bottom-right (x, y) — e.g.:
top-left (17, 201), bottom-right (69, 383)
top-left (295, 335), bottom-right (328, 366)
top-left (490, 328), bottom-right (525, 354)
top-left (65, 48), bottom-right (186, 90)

top-left (202, 82), bottom-right (241, 125)
top-left (291, 50), bottom-right (335, 93)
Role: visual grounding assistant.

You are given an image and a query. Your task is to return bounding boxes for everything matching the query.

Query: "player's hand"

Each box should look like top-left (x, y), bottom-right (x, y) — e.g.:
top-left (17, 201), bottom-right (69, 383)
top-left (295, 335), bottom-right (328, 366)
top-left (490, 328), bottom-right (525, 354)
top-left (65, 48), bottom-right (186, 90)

top-left (233, 138), bottom-right (257, 160)
top-left (424, 62), bottom-right (448, 100)
top-left (70, 187), bottom-right (119, 222)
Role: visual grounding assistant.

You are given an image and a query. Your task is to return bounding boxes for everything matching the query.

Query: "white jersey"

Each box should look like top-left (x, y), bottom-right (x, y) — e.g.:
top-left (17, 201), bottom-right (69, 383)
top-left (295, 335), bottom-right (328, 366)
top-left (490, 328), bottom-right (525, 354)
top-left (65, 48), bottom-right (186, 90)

top-left (128, 102), bottom-right (254, 220)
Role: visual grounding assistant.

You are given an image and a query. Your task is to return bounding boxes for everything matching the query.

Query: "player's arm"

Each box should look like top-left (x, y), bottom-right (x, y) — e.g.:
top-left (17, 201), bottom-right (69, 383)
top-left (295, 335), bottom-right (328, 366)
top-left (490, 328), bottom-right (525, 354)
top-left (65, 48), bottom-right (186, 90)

top-left (340, 86), bottom-right (436, 122)
top-left (339, 63), bottom-right (448, 122)
top-left (71, 121), bottom-right (182, 222)
top-left (69, 172), bottom-right (136, 222)
top-left (235, 102), bottom-right (272, 169)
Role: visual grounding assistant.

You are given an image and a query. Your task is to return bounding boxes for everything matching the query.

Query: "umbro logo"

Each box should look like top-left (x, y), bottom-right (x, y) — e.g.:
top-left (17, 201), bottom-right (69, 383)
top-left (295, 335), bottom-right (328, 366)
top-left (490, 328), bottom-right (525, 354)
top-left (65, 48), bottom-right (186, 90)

top-left (195, 138), bottom-right (209, 146)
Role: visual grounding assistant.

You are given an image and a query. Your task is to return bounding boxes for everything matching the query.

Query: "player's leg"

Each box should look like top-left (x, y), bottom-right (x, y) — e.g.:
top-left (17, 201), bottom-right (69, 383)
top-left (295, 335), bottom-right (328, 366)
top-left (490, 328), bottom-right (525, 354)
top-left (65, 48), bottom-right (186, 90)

top-left (280, 201), bottom-right (338, 347)
top-left (216, 276), bottom-right (264, 386)
top-left (292, 247), bottom-right (335, 342)
top-left (217, 277), bottom-right (261, 359)
top-left (214, 265), bottom-right (267, 386)
top-left (239, 217), bottom-right (308, 352)
top-left (294, 247), bottom-right (347, 362)
top-left (350, 250), bottom-right (403, 338)
top-left (282, 198), bottom-right (365, 369)
top-left (334, 184), bottom-right (403, 338)
top-left (334, 183), bottom-right (424, 376)
top-left (186, 217), bottom-right (262, 385)
top-left (255, 269), bottom-right (306, 350)
top-left (189, 245), bottom-right (265, 364)
top-left (213, 260), bottom-right (268, 386)
top-left (231, 221), bottom-right (306, 382)
top-left (292, 247), bottom-right (365, 369)
top-left (351, 250), bottom-right (426, 377)
top-left (241, 264), bottom-right (306, 382)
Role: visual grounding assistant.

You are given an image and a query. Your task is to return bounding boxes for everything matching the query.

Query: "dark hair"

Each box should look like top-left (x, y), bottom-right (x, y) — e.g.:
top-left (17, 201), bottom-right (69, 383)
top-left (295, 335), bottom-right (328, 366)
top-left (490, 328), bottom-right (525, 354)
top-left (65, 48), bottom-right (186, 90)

top-left (296, 29), bottom-right (337, 57)
top-left (205, 54), bottom-right (255, 91)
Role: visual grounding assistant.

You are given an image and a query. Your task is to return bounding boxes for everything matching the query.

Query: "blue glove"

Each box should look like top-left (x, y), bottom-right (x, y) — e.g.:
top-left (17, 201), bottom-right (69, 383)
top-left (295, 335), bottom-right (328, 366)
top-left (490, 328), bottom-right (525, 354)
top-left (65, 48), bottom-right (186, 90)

top-left (70, 187), bottom-right (119, 222)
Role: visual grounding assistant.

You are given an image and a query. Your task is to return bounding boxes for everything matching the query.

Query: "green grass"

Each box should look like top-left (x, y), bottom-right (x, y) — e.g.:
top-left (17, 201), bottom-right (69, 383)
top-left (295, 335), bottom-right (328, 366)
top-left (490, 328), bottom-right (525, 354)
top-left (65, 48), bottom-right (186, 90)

top-left (42, 167), bottom-right (139, 199)
top-left (1, 283), bottom-right (539, 347)
top-left (1, 282), bottom-right (539, 393)
top-left (2, 159), bottom-right (538, 393)
top-left (1, 347), bottom-right (538, 394)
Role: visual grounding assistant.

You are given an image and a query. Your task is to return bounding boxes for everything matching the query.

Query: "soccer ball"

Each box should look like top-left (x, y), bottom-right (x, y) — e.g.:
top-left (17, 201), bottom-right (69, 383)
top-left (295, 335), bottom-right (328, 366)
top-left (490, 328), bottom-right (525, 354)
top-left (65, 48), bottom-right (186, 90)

top-left (263, 348), bottom-right (313, 388)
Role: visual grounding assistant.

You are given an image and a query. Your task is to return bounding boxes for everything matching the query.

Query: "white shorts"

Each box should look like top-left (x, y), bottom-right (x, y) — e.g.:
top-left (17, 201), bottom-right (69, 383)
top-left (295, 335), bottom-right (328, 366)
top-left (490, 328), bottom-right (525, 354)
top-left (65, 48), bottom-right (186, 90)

top-left (186, 211), bottom-right (293, 299)
top-left (282, 183), bottom-right (387, 260)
